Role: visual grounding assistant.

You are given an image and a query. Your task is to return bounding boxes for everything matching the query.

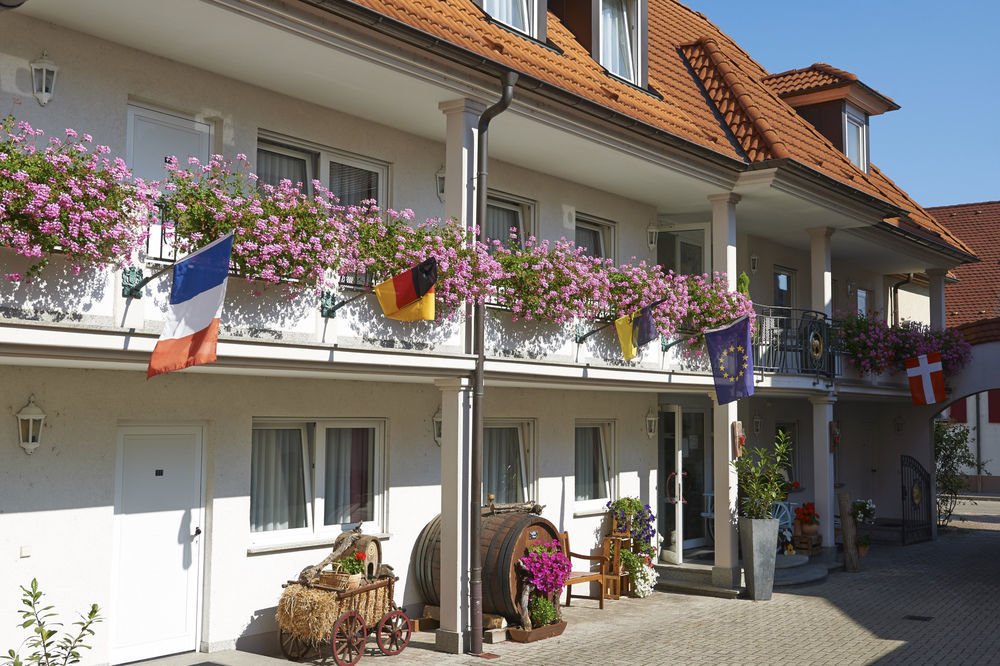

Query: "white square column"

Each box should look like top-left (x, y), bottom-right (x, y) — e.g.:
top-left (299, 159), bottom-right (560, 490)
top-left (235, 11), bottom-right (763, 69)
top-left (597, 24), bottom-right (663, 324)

top-left (434, 378), bottom-right (472, 653)
top-left (810, 395), bottom-right (836, 546)
top-left (712, 397), bottom-right (740, 587)
top-left (927, 268), bottom-right (947, 331)
top-left (708, 193), bottom-right (740, 290)
top-left (807, 227), bottom-right (834, 316)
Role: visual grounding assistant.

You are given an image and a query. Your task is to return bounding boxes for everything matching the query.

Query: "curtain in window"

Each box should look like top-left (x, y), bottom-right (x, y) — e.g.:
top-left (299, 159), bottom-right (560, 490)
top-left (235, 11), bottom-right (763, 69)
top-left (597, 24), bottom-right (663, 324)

top-left (257, 148), bottom-right (308, 189)
top-left (601, 0), bottom-right (634, 81)
top-left (484, 0), bottom-right (527, 31)
top-left (486, 203), bottom-right (522, 249)
top-left (325, 428), bottom-right (374, 525)
top-left (484, 427), bottom-right (524, 503)
top-left (575, 225), bottom-right (603, 258)
top-left (575, 426), bottom-right (608, 500)
top-left (250, 429), bottom-right (308, 532)
top-left (329, 161), bottom-right (379, 207)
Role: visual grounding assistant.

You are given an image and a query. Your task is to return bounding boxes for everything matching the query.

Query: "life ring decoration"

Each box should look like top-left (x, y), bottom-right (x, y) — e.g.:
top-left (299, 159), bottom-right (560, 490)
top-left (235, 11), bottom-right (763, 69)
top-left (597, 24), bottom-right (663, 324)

top-left (911, 481), bottom-right (923, 507)
top-left (809, 330), bottom-right (824, 360)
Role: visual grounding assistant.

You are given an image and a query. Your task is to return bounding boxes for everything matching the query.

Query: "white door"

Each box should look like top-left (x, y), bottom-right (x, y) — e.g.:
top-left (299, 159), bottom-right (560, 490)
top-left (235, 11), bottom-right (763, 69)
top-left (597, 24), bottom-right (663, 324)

top-left (126, 104), bottom-right (212, 260)
top-left (112, 426), bottom-right (204, 664)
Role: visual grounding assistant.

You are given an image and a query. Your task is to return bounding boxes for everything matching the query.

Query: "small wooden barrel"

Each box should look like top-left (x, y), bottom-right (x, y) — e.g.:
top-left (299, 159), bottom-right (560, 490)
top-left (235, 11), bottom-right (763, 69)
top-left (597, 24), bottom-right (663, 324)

top-left (354, 535), bottom-right (382, 578)
top-left (413, 512), bottom-right (559, 621)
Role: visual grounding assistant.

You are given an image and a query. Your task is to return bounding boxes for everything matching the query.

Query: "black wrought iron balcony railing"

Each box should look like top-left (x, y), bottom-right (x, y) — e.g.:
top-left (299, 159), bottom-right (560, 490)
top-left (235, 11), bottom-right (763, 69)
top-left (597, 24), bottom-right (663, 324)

top-left (752, 304), bottom-right (838, 379)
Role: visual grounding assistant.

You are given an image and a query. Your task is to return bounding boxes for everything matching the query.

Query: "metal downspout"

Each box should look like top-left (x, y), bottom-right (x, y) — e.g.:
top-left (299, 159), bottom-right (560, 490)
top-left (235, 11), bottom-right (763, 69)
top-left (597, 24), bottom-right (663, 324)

top-left (891, 273), bottom-right (913, 326)
top-left (470, 70), bottom-right (517, 656)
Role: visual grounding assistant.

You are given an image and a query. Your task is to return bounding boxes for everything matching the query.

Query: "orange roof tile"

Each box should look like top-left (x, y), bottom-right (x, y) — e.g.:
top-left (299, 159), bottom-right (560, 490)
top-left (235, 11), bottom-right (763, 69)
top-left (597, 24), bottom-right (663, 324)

top-left (927, 201), bottom-right (1000, 327)
top-left (344, 0), bottom-right (963, 256)
top-left (763, 63), bottom-right (858, 97)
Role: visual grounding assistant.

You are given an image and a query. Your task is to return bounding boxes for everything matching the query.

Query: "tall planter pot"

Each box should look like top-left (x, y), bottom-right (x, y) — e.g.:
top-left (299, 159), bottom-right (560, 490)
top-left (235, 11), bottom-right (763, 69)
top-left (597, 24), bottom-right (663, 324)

top-left (739, 517), bottom-right (779, 601)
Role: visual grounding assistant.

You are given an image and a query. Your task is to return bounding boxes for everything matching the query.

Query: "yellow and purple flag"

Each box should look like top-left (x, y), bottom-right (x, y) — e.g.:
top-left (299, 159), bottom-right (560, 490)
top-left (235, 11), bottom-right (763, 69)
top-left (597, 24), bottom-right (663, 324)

top-left (615, 306), bottom-right (658, 361)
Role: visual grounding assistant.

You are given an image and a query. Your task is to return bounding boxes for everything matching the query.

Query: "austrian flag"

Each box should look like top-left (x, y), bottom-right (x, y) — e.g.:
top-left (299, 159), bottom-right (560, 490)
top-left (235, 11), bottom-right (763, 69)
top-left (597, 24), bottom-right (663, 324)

top-left (904, 352), bottom-right (946, 406)
top-left (147, 233), bottom-right (234, 379)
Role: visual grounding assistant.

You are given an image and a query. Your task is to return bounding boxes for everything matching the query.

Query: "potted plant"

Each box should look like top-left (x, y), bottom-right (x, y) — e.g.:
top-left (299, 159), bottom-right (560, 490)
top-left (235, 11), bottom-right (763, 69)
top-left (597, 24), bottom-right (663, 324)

top-left (324, 551), bottom-right (367, 590)
top-left (605, 497), bottom-right (657, 556)
top-left (731, 430), bottom-right (792, 601)
top-left (795, 502), bottom-right (820, 536)
top-left (619, 549), bottom-right (658, 598)
top-left (856, 532), bottom-right (872, 558)
top-left (510, 540), bottom-right (571, 642)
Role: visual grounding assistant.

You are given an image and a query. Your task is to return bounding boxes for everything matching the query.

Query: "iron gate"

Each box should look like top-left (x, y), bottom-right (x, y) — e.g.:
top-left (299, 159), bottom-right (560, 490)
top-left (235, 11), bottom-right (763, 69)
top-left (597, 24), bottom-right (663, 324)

top-left (900, 454), bottom-right (932, 544)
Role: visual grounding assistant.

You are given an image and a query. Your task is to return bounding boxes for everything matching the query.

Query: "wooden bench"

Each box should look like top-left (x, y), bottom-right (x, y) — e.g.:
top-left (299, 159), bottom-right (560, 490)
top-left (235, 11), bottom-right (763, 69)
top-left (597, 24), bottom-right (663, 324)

top-left (559, 531), bottom-right (608, 609)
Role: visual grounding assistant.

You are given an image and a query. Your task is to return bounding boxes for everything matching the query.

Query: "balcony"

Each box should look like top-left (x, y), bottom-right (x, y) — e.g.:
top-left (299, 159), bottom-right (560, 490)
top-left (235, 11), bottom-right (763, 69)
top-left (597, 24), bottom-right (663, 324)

top-left (752, 305), bottom-right (838, 380)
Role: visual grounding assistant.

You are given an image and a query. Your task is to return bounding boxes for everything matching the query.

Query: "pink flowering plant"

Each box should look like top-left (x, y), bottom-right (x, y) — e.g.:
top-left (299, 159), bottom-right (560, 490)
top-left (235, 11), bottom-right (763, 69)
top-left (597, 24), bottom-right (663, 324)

top-left (0, 117), bottom-right (156, 281)
top-left (604, 262), bottom-right (689, 335)
top-left (519, 540), bottom-right (571, 595)
top-left (335, 204), bottom-right (499, 317)
top-left (835, 310), bottom-right (971, 376)
top-left (681, 272), bottom-right (756, 353)
top-left (157, 154), bottom-right (341, 290)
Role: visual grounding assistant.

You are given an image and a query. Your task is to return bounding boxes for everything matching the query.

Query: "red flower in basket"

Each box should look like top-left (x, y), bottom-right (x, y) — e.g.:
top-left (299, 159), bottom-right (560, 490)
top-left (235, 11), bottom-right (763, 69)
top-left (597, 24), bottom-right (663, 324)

top-left (355, 552), bottom-right (366, 561)
top-left (795, 502), bottom-right (819, 525)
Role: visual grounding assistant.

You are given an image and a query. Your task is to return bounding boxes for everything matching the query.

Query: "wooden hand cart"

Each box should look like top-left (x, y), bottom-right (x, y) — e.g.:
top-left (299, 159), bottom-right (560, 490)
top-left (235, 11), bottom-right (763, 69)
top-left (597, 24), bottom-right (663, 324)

top-left (277, 576), bottom-right (411, 665)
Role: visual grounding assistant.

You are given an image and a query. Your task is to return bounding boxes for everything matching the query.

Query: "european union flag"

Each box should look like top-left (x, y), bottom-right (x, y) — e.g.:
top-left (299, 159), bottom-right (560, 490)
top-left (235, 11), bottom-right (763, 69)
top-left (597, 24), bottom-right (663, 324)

top-left (704, 315), bottom-right (754, 404)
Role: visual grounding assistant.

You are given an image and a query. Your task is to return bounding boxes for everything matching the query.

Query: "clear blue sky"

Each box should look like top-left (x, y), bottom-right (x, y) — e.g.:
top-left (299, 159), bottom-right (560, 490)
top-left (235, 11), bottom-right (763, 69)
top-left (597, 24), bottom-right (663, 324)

top-left (682, 0), bottom-right (999, 208)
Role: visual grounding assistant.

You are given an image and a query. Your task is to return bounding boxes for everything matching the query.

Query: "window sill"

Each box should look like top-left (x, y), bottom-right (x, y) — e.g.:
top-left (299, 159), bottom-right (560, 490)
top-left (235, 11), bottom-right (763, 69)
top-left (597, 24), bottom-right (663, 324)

top-left (247, 532), bottom-right (390, 556)
top-left (573, 507), bottom-right (610, 519)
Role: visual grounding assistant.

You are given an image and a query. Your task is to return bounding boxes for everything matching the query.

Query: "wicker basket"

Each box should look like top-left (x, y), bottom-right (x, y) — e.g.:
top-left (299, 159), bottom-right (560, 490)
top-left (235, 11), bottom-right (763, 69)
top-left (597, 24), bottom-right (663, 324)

top-left (318, 571), bottom-right (351, 589)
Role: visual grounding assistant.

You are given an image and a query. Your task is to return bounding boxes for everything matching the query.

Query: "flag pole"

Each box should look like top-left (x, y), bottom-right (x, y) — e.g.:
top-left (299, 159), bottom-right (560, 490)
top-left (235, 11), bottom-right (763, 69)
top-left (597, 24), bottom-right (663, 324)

top-left (123, 262), bottom-right (174, 299)
top-left (575, 297), bottom-right (670, 344)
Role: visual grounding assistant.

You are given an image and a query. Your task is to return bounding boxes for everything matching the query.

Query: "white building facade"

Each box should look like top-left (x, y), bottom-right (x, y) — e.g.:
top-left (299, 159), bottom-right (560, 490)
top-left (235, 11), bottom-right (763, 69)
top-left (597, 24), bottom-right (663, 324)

top-left (0, 1), bottom-right (976, 663)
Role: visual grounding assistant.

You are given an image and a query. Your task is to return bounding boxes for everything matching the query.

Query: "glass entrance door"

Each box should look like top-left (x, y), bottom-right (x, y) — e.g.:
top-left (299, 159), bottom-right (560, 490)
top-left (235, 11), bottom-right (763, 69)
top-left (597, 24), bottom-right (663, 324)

top-left (658, 406), bottom-right (712, 564)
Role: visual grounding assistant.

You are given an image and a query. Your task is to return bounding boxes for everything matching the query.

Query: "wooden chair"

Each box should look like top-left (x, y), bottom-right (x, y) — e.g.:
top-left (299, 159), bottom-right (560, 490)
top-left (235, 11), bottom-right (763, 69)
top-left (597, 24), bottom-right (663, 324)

top-left (558, 531), bottom-right (608, 609)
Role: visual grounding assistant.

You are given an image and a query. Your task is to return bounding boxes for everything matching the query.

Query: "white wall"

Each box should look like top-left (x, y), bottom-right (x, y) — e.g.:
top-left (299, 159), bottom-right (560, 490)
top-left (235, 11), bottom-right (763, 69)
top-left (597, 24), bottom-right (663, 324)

top-left (0, 365), bottom-right (657, 661)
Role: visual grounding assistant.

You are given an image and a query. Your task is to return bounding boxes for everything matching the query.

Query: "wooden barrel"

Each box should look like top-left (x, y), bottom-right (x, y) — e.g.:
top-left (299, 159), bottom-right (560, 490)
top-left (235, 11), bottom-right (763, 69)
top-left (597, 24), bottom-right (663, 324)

top-left (413, 512), bottom-right (559, 621)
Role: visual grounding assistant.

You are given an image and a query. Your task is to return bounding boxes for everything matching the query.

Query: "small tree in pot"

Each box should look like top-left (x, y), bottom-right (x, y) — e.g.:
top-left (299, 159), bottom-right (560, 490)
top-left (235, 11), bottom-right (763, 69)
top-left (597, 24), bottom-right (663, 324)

top-left (731, 430), bottom-right (792, 601)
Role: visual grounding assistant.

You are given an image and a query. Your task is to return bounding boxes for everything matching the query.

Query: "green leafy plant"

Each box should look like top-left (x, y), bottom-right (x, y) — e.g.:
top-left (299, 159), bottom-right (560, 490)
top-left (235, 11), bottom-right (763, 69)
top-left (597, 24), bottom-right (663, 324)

top-left (731, 430), bottom-right (793, 519)
top-left (935, 420), bottom-right (988, 527)
top-left (527, 595), bottom-right (558, 627)
top-left (334, 551), bottom-right (367, 576)
top-left (856, 532), bottom-right (872, 548)
top-left (4, 579), bottom-right (102, 666)
top-left (606, 497), bottom-right (656, 557)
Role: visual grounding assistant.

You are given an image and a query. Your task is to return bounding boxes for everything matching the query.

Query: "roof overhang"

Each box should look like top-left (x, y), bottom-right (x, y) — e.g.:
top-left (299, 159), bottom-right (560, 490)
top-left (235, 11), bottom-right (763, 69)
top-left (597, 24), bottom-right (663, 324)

top-left (779, 81), bottom-right (900, 116)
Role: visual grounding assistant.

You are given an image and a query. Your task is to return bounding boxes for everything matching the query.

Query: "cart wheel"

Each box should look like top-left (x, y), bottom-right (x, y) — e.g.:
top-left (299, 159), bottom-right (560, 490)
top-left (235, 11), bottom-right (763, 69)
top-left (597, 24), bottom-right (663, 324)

top-left (376, 610), bottom-right (411, 656)
top-left (331, 611), bottom-right (367, 666)
top-left (279, 629), bottom-right (310, 662)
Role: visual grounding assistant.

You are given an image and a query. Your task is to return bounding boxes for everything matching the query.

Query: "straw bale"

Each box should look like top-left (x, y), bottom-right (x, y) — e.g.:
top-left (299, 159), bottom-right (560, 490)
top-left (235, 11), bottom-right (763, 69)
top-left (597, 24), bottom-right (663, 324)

top-left (276, 581), bottom-right (392, 644)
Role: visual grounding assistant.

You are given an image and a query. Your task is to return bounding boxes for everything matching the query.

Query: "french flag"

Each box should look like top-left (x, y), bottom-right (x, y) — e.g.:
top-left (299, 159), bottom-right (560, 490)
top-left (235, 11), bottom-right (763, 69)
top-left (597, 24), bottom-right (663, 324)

top-left (147, 233), bottom-right (234, 379)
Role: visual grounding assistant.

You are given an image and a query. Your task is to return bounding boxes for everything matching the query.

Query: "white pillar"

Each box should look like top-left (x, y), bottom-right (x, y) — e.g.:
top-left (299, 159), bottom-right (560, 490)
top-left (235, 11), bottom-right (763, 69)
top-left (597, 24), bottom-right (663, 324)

top-left (708, 193), bottom-right (740, 290)
top-left (435, 378), bottom-right (472, 653)
top-left (810, 395), bottom-right (836, 547)
top-left (712, 397), bottom-right (740, 588)
top-left (439, 99), bottom-right (484, 226)
top-left (927, 268), bottom-right (947, 331)
top-left (807, 227), bottom-right (834, 317)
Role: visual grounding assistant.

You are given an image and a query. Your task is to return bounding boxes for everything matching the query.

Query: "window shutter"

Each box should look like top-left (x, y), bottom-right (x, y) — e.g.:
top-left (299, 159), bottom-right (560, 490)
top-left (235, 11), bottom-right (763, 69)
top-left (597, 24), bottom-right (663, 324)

top-left (950, 398), bottom-right (967, 423)
top-left (989, 391), bottom-right (1000, 423)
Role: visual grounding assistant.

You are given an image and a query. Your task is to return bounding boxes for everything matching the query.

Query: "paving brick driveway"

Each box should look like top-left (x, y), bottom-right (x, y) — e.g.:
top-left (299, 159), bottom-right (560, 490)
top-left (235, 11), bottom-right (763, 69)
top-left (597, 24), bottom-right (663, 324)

top-left (149, 499), bottom-right (999, 666)
top-left (393, 498), bottom-right (1000, 665)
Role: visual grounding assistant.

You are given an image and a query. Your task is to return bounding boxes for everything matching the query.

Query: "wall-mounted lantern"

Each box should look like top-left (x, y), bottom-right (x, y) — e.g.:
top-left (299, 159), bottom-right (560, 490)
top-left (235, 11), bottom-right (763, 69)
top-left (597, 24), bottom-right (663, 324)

top-left (16, 395), bottom-right (45, 455)
top-left (30, 52), bottom-right (58, 106)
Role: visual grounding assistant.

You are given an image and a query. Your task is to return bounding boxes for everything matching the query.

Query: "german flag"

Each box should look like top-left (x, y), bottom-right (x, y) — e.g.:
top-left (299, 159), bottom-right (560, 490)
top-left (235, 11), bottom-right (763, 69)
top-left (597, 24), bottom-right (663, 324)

top-left (614, 306), bottom-right (657, 361)
top-left (374, 257), bottom-right (437, 321)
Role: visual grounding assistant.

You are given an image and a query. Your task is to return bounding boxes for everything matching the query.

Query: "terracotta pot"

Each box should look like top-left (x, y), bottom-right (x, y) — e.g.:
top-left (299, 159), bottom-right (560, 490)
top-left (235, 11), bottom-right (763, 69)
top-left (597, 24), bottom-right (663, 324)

top-left (508, 621), bottom-right (567, 643)
top-left (801, 522), bottom-right (819, 536)
top-left (858, 544), bottom-right (870, 558)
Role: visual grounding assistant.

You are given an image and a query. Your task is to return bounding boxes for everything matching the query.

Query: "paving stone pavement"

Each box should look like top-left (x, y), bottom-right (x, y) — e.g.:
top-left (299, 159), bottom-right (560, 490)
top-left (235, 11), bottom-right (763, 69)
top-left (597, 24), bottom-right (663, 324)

top-left (147, 500), bottom-right (1000, 666)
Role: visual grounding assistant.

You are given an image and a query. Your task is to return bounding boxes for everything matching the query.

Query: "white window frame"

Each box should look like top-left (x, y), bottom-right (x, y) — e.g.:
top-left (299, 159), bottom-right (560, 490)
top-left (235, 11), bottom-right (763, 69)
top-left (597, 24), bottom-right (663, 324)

top-left (257, 129), bottom-right (390, 206)
top-left (249, 419), bottom-right (387, 548)
top-left (575, 213), bottom-right (617, 261)
top-left (773, 265), bottom-right (796, 309)
top-left (574, 420), bottom-right (615, 513)
top-left (844, 104), bottom-right (869, 173)
top-left (656, 222), bottom-right (710, 276)
top-left (856, 287), bottom-right (872, 314)
top-left (249, 422), bottom-right (314, 547)
top-left (599, 0), bottom-right (639, 83)
top-left (477, 0), bottom-right (545, 39)
top-left (486, 190), bottom-right (535, 250)
top-left (315, 420), bottom-right (387, 537)
top-left (484, 420), bottom-right (534, 504)
top-left (256, 141), bottom-right (316, 190)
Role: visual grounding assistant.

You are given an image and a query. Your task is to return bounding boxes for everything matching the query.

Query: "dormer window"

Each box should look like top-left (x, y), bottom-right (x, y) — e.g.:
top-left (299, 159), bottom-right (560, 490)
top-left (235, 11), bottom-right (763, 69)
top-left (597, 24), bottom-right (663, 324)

top-left (480, 0), bottom-right (546, 40)
top-left (844, 104), bottom-right (868, 172)
top-left (600, 0), bottom-right (637, 81)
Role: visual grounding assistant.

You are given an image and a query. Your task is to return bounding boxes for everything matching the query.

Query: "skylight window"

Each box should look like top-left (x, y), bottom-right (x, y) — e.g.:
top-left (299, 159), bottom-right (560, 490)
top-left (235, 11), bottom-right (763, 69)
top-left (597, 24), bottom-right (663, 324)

top-left (600, 0), bottom-right (637, 82)
top-left (844, 104), bottom-right (869, 172)
top-left (484, 0), bottom-right (531, 34)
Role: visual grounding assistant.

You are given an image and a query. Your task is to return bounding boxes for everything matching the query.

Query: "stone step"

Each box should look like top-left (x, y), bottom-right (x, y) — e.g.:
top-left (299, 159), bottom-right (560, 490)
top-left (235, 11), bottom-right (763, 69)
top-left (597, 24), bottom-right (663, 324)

top-left (655, 579), bottom-right (741, 599)
top-left (653, 561), bottom-right (713, 585)
top-left (773, 563), bottom-right (831, 586)
top-left (774, 553), bottom-right (809, 569)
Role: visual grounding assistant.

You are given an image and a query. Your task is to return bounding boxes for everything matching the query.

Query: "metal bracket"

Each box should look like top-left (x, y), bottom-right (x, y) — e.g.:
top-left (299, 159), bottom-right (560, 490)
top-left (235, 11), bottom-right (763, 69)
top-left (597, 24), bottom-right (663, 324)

top-left (121, 266), bottom-right (144, 298)
top-left (320, 289), bottom-right (369, 318)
